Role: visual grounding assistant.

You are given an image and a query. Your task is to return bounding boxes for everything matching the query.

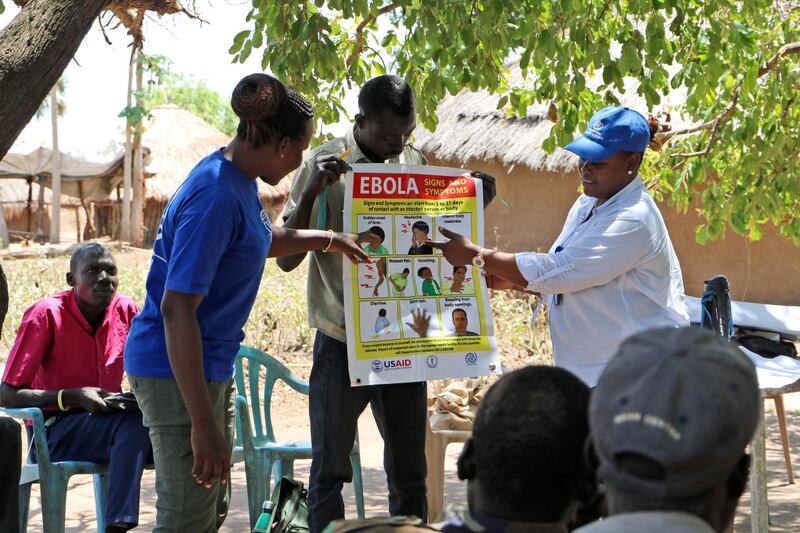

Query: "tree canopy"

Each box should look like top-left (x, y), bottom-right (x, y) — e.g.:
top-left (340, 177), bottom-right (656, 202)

top-left (231, 1), bottom-right (800, 244)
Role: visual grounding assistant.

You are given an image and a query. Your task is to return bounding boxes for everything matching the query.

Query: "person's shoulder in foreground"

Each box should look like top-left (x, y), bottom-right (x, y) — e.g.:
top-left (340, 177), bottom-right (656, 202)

top-left (574, 511), bottom-right (715, 533)
top-left (577, 326), bottom-right (759, 533)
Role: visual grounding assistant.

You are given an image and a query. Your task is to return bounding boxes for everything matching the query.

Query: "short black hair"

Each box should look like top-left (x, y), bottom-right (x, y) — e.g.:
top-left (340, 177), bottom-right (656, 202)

top-left (402, 268), bottom-right (410, 274)
top-left (368, 225), bottom-right (385, 242)
top-left (411, 221), bottom-right (429, 234)
top-left (417, 266), bottom-right (431, 277)
top-left (453, 265), bottom-right (467, 275)
top-left (378, 308), bottom-right (387, 317)
top-left (452, 307), bottom-right (467, 319)
top-left (472, 366), bottom-right (591, 520)
top-left (70, 243), bottom-right (112, 274)
top-left (358, 75), bottom-right (416, 118)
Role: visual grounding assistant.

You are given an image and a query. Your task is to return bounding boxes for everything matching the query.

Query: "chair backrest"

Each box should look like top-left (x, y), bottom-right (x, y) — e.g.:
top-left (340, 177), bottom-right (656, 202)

top-left (234, 345), bottom-right (309, 444)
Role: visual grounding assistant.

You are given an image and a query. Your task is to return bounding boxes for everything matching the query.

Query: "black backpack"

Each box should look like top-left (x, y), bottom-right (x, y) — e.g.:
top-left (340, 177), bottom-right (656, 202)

top-left (735, 330), bottom-right (798, 359)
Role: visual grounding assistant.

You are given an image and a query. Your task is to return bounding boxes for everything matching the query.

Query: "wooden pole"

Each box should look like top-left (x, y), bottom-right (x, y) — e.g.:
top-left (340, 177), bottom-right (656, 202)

top-left (35, 175), bottom-right (45, 242)
top-left (74, 205), bottom-right (80, 242)
top-left (0, 202), bottom-right (9, 248)
top-left (78, 180), bottom-right (94, 240)
top-left (49, 86), bottom-right (61, 243)
top-left (120, 50), bottom-right (134, 242)
top-left (26, 178), bottom-right (32, 234)
top-left (131, 49), bottom-right (144, 247)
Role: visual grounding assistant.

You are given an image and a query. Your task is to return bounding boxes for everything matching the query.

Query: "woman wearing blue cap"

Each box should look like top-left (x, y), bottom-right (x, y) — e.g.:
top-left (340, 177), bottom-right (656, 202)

top-left (431, 106), bottom-right (689, 387)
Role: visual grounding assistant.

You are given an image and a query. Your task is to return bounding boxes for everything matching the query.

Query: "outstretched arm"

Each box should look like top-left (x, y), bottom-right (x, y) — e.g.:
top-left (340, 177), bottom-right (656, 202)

top-left (270, 226), bottom-right (370, 264)
top-left (277, 155), bottom-right (350, 272)
top-left (429, 227), bottom-right (528, 288)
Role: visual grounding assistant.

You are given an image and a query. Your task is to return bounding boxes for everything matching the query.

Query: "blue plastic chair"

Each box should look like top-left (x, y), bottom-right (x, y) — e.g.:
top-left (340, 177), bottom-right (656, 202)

top-left (234, 345), bottom-right (366, 528)
top-left (0, 407), bottom-right (109, 533)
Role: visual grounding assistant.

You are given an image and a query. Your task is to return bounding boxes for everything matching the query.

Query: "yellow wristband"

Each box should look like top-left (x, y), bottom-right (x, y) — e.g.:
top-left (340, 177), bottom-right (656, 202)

top-left (57, 389), bottom-right (68, 411)
top-left (322, 229), bottom-right (335, 253)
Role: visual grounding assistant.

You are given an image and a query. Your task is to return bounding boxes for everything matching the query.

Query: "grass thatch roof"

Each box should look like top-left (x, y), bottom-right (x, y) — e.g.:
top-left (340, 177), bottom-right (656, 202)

top-left (143, 105), bottom-right (288, 212)
top-left (414, 63), bottom-right (689, 174)
top-left (0, 178), bottom-right (52, 206)
top-left (143, 105), bottom-right (231, 202)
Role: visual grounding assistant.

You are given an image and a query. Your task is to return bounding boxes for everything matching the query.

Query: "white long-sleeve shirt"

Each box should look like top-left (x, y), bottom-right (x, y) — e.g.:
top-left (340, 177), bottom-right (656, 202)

top-left (515, 176), bottom-right (689, 386)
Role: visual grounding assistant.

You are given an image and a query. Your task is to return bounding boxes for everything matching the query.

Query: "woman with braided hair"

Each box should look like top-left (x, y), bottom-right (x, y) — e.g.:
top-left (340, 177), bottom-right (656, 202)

top-left (124, 73), bottom-right (369, 532)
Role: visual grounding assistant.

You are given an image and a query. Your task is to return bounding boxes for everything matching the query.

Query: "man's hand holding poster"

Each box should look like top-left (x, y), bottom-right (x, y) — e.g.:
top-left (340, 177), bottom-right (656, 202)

top-left (343, 164), bottom-right (501, 386)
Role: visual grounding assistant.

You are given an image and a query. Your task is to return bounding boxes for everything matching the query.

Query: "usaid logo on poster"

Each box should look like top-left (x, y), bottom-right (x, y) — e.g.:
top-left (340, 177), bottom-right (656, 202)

top-left (373, 359), bottom-right (413, 373)
top-left (426, 355), bottom-right (438, 369)
top-left (465, 352), bottom-right (478, 366)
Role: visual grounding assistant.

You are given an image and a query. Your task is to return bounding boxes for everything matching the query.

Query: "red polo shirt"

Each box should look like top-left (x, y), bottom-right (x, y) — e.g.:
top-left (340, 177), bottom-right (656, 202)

top-left (2, 289), bottom-right (139, 393)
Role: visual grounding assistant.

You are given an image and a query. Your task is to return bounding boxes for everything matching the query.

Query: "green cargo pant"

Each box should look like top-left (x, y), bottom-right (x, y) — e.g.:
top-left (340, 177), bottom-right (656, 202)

top-left (130, 376), bottom-right (235, 533)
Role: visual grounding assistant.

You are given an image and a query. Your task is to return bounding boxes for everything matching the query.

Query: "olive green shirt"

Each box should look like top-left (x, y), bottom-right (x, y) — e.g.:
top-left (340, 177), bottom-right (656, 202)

top-left (284, 126), bottom-right (427, 342)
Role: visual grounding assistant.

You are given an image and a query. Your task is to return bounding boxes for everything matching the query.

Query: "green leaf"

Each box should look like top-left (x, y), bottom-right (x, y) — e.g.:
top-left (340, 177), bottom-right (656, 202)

top-left (235, 1), bottom-right (800, 247)
top-left (229, 30), bottom-right (250, 54)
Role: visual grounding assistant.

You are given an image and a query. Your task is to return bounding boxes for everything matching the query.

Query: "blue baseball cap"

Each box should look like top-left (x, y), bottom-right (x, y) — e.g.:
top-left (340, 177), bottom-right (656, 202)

top-left (564, 106), bottom-right (651, 162)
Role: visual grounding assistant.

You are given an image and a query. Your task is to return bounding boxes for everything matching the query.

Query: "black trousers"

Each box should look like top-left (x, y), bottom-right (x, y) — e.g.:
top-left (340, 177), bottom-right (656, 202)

top-left (307, 331), bottom-right (428, 533)
top-left (0, 417), bottom-right (21, 533)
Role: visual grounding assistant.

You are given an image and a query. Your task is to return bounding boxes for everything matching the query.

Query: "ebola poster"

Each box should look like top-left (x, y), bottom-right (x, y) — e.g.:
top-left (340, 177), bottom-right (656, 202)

top-left (343, 163), bottom-right (500, 386)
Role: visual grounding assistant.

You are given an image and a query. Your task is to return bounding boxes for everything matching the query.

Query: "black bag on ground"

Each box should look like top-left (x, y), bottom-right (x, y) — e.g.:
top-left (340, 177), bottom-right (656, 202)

top-left (735, 331), bottom-right (798, 359)
top-left (269, 477), bottom-right (309, 533)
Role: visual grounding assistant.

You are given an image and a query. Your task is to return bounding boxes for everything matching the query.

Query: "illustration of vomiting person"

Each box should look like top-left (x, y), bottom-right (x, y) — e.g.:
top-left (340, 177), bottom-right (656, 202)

top-left (389, 268), bottom-right (410, 297)
top-left (364, 226), bottom-right (389, 297)
top-left (374, 308), bottom-right (391, 335)
top-left (418, 266), bottom-right (441, 296)
top-left (445, 265), bottom-right (469, 294)
top-left (408, 221), bottom-right (433, 255)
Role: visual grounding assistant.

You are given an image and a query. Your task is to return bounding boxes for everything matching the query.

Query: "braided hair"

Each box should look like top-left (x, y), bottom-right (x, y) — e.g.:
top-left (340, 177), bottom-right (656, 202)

top-left (231, 74), bottom-right (314, 149)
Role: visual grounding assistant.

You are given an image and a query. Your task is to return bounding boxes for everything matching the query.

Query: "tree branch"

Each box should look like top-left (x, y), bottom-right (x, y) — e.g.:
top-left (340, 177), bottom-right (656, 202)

top-left (346, 2), bottom-right (400, 69)
top-left (664, 40), bottom-right (800, 142)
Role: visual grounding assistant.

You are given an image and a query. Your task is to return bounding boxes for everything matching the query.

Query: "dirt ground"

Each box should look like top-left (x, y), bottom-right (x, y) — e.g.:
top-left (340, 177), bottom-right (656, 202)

top-left (15, 392), bottom-right (800, 532)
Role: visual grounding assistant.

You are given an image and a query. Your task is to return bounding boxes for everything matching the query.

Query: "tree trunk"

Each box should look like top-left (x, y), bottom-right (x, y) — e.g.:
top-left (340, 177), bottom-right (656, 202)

top-left (121, 51), bottom-right (134, 242)
top-left (131, 50), bottom-right (145, 247)
top-left (0, 0), bottom-right (108, 160)
top-left (49, 87), bottom-right (61, 244)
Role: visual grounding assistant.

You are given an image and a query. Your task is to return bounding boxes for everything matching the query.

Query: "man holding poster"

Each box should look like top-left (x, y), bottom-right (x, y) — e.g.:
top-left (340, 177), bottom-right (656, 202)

top-left (280, 75), bottom-right (495, 532)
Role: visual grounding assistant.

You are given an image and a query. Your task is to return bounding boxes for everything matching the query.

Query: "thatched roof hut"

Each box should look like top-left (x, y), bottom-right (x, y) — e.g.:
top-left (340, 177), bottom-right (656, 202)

top-left (0, 146), bottom-right (126, 201)
top-left (414, 68), bottom-right (689, 174)
top-left (138, 105), bottom-right (291, 245)
top-left (414, 67), bottom-right (800, 305)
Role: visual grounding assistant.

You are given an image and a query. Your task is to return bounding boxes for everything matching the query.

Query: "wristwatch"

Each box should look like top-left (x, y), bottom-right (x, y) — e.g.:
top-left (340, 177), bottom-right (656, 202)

top-left (472, 248), bottom-right (488, 269)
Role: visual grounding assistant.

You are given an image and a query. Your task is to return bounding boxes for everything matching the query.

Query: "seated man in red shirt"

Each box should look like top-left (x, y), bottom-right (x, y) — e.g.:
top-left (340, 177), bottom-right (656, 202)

top-left (0, 243), bottom-right (150, 532)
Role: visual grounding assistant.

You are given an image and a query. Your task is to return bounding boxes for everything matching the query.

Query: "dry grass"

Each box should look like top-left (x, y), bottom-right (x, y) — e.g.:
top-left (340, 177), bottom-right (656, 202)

top-left (0, 249), bottom-right (553, 377)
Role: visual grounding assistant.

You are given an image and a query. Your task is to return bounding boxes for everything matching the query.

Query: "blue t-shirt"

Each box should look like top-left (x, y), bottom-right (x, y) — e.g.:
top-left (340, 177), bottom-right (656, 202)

top-left (125, 150), bottom-right (272, 382)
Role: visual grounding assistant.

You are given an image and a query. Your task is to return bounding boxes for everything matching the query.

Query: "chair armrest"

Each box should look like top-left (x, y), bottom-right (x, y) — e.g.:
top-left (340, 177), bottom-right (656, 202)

top-left (234, 395), bottom-right (256, 454)
top-left (0, 406), bottom-right (50, 464)
top-left (281, 373), bottom-right (310, 396)
top-left (0, 406), bottom-right (45, 426)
